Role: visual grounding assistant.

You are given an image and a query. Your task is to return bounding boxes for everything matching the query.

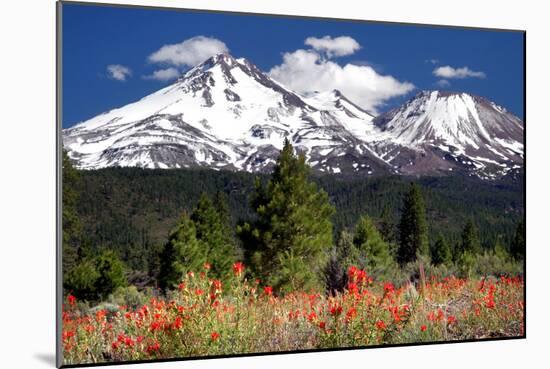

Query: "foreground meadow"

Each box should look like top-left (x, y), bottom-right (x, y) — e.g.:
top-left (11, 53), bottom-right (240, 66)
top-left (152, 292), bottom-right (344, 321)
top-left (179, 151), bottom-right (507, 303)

top-left (62, 263), bottom-right (524, 365)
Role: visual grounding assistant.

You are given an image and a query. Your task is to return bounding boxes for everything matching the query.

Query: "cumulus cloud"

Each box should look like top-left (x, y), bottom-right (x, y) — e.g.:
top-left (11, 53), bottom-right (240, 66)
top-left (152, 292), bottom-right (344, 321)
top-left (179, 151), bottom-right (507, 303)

top-left (142, 68), bottom-right (181, 82)
top-left (148, 36), bottom-right (229, 67)
top-left (268, 45), bottom-right (414, 114)
top-left (433, 65), bottom-right (486, 79)
top-left (107, 64), bottom-right (132, 81)
top-left (304, 35), bottom-right (360, 58)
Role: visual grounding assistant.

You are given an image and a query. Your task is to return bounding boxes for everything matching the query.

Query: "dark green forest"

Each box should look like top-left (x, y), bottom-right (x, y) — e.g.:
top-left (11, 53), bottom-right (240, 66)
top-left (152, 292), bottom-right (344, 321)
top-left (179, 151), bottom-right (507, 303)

top-left (62, 144), bottom-right (524, 299)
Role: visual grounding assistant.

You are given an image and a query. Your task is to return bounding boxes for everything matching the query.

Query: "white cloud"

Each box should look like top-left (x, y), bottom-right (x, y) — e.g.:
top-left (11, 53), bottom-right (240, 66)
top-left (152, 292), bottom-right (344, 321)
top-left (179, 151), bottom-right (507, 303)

top-left (435, 79), bottom-right (451, 88)
top-left (433, 65), bottom-right (486, 79)
top-left (304, 36), bottom-right (360, 58)
top-left (268, 48), bottom-right (414, 114)
top-left (148, 36), bottom-right (229, 67)
top-left (425, 59), bottom-right (439, 64)
top-left (142, 68), bottom-right (180, 82)
top-left (107, 64), bottom-right (131, 81)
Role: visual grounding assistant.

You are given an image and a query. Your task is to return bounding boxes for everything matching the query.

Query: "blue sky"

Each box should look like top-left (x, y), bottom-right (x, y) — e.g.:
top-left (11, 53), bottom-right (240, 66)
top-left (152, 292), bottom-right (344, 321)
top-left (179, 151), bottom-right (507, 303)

top-left (62, 3), bottom-right (524, 128)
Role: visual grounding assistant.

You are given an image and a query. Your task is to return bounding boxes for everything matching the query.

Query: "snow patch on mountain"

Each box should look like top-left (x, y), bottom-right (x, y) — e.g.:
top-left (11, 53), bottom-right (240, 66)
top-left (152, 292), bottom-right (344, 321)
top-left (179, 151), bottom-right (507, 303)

top-left (63, 54), bottom-right (524, 180)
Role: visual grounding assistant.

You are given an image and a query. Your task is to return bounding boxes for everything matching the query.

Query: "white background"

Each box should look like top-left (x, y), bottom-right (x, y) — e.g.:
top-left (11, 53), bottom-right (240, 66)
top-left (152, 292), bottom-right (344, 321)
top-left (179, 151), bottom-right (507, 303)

top-left (0, 0), bottom-right (547, 368)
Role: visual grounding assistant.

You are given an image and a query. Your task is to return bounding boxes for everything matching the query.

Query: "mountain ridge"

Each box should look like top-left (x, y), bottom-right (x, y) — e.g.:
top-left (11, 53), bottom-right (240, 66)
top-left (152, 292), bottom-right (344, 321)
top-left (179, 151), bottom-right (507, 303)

top-left (63, 53), bottom-right (524, 180)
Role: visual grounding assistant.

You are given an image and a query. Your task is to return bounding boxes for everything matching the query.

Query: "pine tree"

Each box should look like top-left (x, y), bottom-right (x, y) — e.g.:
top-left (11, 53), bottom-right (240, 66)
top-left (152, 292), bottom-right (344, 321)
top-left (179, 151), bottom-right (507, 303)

top-left (335, 229), bottom-right (359, 269)
top-left (324, 251), bottom-right (348, 295)
top-left (460, 219), bottom-right (481, 255)
top-left (397, 183), bottom-right (429, 265)
top-left (238, 139), bottom-right (335, 293)
top-left (94, 250), bottom-right (127, 299)
top-left (158, 213), bottom-right (206, 291)
top-left (62, 150), bottom-right (82, 280)
top-left (493, 238), bottom-right (509, 260)
top-left (510, 221), bottom-right (525, 261)
top-left (379, 206), bottom-right (395, 244)
top-left (431, 234), bottom-right (452, 266)
top-left (353, 215), bottom-right (394, 273)
top-left (191, 192), bottom-right (236, 282)
top-left (64, 250), bottom-right (127, 301)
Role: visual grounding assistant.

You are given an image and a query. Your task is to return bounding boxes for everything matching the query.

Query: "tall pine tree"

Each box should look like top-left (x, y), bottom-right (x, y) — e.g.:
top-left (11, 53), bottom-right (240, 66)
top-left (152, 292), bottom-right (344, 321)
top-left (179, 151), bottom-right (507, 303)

top-left (62, 151), bottom-right (83, 281)
top-left (353, 215), bottom-right (394, 274)
top-left (158, 213), bottom-right (206, 291)
top-left (431, 234), bottom-right (452, 266)
top-left (510, 220), bottom-right (525, 261)
top-left (191, 192), bottom-right (236, 282)
top-left (460, 219), bottom-right (481, 255)
top-left (397, 183), bottom-right (429, 265)
top-left (238, 139), bottom-right (334, 293)
top-left (378, 206), bottom-right (396, 244)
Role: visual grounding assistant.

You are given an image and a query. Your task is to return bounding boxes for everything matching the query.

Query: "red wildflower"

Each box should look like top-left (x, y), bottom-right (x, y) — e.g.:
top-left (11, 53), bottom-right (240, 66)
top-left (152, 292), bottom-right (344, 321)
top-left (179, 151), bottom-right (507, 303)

top-left (356, 270), bottom-right (367, 284)
top-left (307, 311), bottom-right (317, 322)
top-left (195, 288), bottom-right (204, 296)
top-left (211, 279), bottom-right (223, 293)
top-left (203, 262), bottom-right (211, 270)
top-left (348, 266), bottom-right (358, 280)
top-left (376, 320), bottom-right (386, 330)
top-left (124, 336), bottom-right (134, 347)
top-left (172, 316), bottom-right (183, 330)
top-left (178, 282), bottom-right (185, 291)
top-left (447, 315), bottom-right (457, 325)
top-left (211, 332), bottom-right (220, 341)
top-left (67, 294), bottom-right (76, 306)
top-left (345, 307), bottom-right (357, 322)
top-left (421, 325), bottom-right (427, 332)
top-left (384, 282), bottom-right (395, 294)
top-left (264, 286), bottom-right (273, 296)
top-left (347, 282), bottom-right (359, 295)
top-left (319, 321), bottom-right (326, 329)
top-left (146, 341), bottom-right (160, 355)
top-left (233, 262), bottom-right (245, 276)
top-left (150, 320), bottom-right (163, 332)
top-left (329, 303), bottom-right (343, 316)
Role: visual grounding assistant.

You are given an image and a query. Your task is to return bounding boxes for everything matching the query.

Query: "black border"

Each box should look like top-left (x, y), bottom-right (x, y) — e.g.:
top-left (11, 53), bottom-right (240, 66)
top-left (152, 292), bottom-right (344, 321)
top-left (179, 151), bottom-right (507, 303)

top-left (56, 1), bottom-right (527, 368)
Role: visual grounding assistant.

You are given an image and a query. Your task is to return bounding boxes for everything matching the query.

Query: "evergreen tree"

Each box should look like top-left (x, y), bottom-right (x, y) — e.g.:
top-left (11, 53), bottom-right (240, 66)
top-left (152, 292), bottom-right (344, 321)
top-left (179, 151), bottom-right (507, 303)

top-left (64, 259), bottom-right (100, 301)
top-left (431, 234), bottom-right (452, 266)
top-left (460, 219), bottom-right (481, 255)
top-left (64, 250), bottom-right (127, 301)
top-left (324, 251), bottom-right (348, 295)
top-left (324, 230), bottom-right (355, 294)
top-left (397, 183), bottom-right (429, 265)
top-left (238, 139), bottom-right (334, 293)
top-left (94, 250), bottom-right (127, 299)
top-left (62, 150), bottom-right (82, 280)
top-left (158, 213), bottom-right (206, 291)
top-left (335, 229), bottom-right (359, 269)
top-left (191, 192), bottom-right (236, 282)
top-left (493, 238), bottom-right (509, 260)
top-left (510, 221), bottom-right (525, 261)
top-left (353, 215), bottom-right (394, 273)
top-left (379, 205), bottom-right (395, 244)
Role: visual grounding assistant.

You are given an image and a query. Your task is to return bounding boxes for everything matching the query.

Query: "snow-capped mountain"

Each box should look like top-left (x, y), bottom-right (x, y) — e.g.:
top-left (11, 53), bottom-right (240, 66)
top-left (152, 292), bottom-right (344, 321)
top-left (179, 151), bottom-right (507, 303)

top-left (371, 90), bottom-right (524, 179)
top-left (63, 53), bottom-right (388, 175)
top-left (63, 53), bottom-right (524, 179)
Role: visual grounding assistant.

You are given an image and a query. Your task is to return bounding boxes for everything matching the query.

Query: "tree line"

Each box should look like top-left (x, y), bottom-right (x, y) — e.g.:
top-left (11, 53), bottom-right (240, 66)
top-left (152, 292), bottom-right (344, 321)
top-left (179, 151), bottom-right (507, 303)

top-left (62, 142), bottom-right (525, 300)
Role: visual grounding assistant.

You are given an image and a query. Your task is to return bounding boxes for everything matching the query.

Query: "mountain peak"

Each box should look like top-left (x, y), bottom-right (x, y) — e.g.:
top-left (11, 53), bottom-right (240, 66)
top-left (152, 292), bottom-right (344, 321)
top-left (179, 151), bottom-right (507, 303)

top-left (203, 52), bottom-right (238, 66)
top-left (63, 53), bottom-right (523, 180)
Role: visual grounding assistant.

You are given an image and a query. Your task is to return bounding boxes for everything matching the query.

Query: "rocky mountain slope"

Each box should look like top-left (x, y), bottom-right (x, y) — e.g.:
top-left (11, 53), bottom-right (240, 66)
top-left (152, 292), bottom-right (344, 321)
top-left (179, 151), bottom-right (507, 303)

top-left (63, 53), bottom-right (524, 179)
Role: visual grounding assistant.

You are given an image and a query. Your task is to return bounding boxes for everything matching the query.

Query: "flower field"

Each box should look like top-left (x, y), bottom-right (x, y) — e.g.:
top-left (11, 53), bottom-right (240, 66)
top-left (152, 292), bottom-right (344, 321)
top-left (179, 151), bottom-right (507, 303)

top-left (62, 263), bottom-right (524, 365)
